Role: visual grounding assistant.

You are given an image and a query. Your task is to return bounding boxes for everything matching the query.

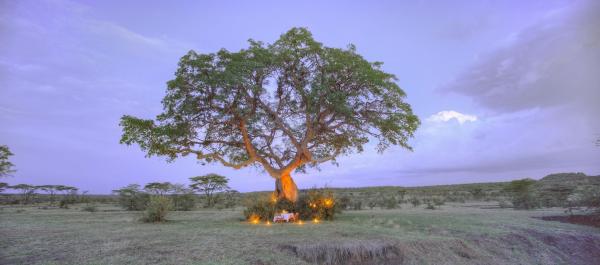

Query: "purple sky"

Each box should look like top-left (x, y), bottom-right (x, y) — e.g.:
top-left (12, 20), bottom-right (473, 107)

top-left (1, 0), bottom-right (599, 194)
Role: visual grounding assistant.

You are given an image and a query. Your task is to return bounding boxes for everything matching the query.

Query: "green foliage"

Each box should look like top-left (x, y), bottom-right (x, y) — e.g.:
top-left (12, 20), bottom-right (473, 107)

top-left (469, 187), bottom-right (484, 200)
top-left (505, 179), bottom-right (539, 210)
top-left (425, 202), bottom-right (436, 210)
top-left (9, 184), bottom-right (37, 204)
top-left (37, 185), bottom-right (61, 205)
top-left (298, 188), bottom-right (338, 220)
top-left (367, 200), bottom-right (377, 209)
top-left (0, 182), bottom-right (8, 193)
top-left (567, 186), bottom-right (600, 213)
top-left (144, 182), bottom-right (173, 195)
top-left (171, 192), bottom-right (196, 211)
top-left (190, 174), bottom-right (230, 208)
top-left (338, 196), bottom-right (351, 210)
top-left (113, 184), bottom-right (150, 211)
top-left (409, 197), bottom-right (421, 208)
top-left (382, 196), bottom-right (398, 209)
top-left (0, 145), bottom-right (16, 178)
top-left (243, 194), bottom-right (275, 221)
top-left (141, 196), bottom-right (173, 223)
top-left (351, 200), bottom-right (363, 210)
top-left (243, 187), bottom-right (339, 221)
top-left (221, 189), bottom-right (239, 209)
top-left (119, 28), bottom-right (419, 194)
top-left (432, 197), bottom-right (445, 206)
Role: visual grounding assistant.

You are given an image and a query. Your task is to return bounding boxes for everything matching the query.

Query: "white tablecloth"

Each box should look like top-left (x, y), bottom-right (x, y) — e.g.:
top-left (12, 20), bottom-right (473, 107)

top-left (274, 213), bottom-right (294, 222)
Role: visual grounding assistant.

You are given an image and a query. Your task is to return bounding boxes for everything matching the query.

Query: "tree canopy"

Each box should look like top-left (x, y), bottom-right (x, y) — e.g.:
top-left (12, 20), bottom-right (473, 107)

top-left (120, 28), bottom-right (419, 201)
top-left (189, 174), bottom-right (230, 207)
top-left (144, 182), bottom-right (173, 195)
top-left (0, 145), bottom-right (16, 178)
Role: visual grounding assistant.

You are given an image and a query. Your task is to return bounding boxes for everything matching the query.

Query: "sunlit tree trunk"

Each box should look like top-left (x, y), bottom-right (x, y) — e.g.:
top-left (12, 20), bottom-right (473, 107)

top-left (275, 173), bottom-right (298, 202)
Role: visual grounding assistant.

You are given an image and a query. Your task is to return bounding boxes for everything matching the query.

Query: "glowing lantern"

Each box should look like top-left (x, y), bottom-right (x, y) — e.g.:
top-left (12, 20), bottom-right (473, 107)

top-left (249, 214), bottom-right (260, 224)
top-left (313, 218), bottom-right (320, 223)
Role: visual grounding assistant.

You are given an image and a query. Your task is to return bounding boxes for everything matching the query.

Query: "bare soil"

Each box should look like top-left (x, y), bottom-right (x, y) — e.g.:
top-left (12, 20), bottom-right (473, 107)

top-left (536, 214), bottom-right (600, 228)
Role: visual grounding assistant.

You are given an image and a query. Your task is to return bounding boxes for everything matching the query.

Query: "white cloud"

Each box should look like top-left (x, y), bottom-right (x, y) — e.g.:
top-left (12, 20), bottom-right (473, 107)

top-left (427, 110), bottom-right (478, 124)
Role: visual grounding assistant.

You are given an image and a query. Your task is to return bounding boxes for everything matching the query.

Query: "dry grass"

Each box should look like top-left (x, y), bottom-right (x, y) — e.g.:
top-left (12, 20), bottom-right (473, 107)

top-left (1, 203), bottom-right (599, 265)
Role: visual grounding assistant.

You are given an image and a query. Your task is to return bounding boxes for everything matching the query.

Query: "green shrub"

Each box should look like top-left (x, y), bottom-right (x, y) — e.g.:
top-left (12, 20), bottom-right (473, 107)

top-left (243, 188), bottom-right (339, 222)
top-left (505, 179), bottom-right (539, 210)
top-left (566, 186), bottom-right (600, 214)
top-left (367, 201), bottom-right (377, 209)
top-left (113, 184), bottom-right (150, 211)
top-left (172, 193), bottom-right (196, 211)
top-left (351, 201), bottom-right (363, 210)
top-left (59, 199), bottom-right (69, 209)
top-left (432, 197), bottom-right (445, 206)
top-left (243, 194), bottom-right (275, 221)
top-left (141, 196), bottom-right (172, 223)
top-left (409, 197), bottom-right (421, 207)
top-left (338, 196), bottom-right (351, 210)
top-left (383, 196), bottom-right (398, 209)
top-left (425, 202), bottom-right (436, 210)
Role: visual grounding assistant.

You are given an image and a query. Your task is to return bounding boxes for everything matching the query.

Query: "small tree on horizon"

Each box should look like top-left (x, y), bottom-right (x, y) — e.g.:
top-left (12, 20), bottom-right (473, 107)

top-left (189, 174), bottom-right (230, 208)
top-left (0, 145), bottom-right (16, 178)
top-left (505, 178), bottom-right (538, 210)
top-left (10, 184), bottom-right (37, 204)
top-left (144, 182), bottom-right (173, 196)
top-left (38, 185), bottom-right (60, 205)
top-left (119, 28), bottom-right (419, 202)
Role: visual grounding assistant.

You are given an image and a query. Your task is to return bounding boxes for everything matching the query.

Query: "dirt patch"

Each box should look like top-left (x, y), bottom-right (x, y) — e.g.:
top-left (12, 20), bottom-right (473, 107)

top-left (280, 229), bottom-right (600, 265)
top-left (279, 240), bottom-right (404, 265)
top-left (535, 214), bottom-right (600, 228)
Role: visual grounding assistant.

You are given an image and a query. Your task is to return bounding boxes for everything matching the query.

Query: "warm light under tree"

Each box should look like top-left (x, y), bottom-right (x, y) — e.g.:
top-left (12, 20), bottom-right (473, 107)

top-left (119, 28), bottom-right (419, 202)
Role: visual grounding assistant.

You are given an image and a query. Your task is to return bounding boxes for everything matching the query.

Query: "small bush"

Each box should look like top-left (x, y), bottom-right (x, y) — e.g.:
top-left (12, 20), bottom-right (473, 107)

top-left (367, 201), bottom-right (377, 209)
top-left (425, 202), bottom-right (436, 210)
top-left (383, 196), bottom-right (398, 209)
top-left (505, 179), bottom-right (539, 210)
top-left (338, 196), bottom-right (351, 210)
top-left (82, 205), bottom-right (97, 212)
top-left (432, 197), bottom-right (445, 206)
top-left (409, 197), bottom-right (421, 207)
top-left (113, 184), bottom-right (150, 211)
top-left (243, 194), bottom-right (276, 221)
top-left (352, 201), bottom-right (363, 210)
top-left (566, 187), bottom-right (600, 214)
top-left (59, 200), bottom-right (69, 209)
top-left (141, 196), bottom-right (172, 223)
top-left (243, 188), bottom-right (339, 222)
top-left (172, 193), bottom-right (196, 211)
top-left (297, 188), bottom-right (338, 221)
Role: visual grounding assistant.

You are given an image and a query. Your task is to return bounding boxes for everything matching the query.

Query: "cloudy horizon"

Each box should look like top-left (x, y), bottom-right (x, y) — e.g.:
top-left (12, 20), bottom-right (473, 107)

top-left (1, 0), bottom-right (599, 194)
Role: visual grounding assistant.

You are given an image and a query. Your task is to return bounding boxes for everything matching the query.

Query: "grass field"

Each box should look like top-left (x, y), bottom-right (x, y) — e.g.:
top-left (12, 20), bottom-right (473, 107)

top-left (1, 203), bottom-right (599, 265)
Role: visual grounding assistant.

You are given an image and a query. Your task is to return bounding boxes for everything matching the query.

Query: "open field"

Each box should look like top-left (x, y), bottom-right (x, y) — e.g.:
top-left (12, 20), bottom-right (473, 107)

top-left (2, 203), bottom-right (599, 265)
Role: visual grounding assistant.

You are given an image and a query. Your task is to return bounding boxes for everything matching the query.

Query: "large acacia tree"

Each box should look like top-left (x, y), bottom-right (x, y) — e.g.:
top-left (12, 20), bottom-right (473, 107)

top-left (120, 28), bottom-right (419, 202)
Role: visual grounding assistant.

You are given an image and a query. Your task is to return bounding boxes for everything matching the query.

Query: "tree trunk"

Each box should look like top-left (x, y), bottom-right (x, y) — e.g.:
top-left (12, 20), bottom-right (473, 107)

top-left (275, 173), bottom-right (298, 202)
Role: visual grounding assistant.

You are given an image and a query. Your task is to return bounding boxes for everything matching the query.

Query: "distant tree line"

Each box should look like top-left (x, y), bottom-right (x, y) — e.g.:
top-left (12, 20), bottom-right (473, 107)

top-left (112, 173), bottom-right (239, 213)
top-left (0, 184), bottom-right (86, 207)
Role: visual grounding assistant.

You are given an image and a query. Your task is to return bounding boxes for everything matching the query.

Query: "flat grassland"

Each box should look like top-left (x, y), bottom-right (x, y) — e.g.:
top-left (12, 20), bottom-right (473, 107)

top-left (1, 204), bottom-right (599, 265)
